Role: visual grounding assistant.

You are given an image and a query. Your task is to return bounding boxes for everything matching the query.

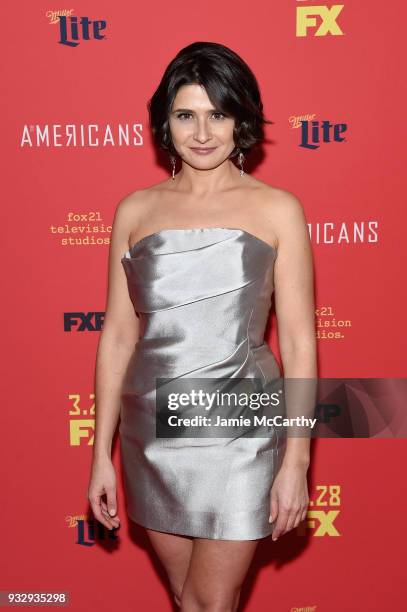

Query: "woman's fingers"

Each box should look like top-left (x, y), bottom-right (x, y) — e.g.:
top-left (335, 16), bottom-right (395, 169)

top-left (269, 465), bottom-right (310, 540)
top-left (88, 487), bottom-right (120, 530)
top-left (87, 461), bottom-right (121, 530)
top-left (283, 506), bottom-right (301, 534)
top-left (274, 504), bottom-right (308, 539)
top-left (269, 495), bottom-right (282, 541)
top-left (268, 495), bottom-right (278, 524)
top-left (89, 495), bottom-right (116, 530)
top-left (100, 494), bottom-right (120, 528)
top-left (100, 497), bottom-right (120, 519)
top-left (101, 506), bottom-right (121, 529)
top-left (269, 498), bottom-right (307, 540)
top-left (105, 486), bottom-right (118, 518)
top-left (271, 506), bottom-right (290, 541)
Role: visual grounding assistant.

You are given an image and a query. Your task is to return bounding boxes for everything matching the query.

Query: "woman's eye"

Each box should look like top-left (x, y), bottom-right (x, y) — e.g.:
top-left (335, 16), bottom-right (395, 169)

top-left (175, 112), bottom-right (226, 120)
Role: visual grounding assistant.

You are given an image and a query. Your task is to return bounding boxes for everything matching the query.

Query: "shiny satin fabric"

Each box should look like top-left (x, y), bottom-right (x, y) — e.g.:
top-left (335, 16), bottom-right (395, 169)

top-left (119, 227), bottom-right (286, 540)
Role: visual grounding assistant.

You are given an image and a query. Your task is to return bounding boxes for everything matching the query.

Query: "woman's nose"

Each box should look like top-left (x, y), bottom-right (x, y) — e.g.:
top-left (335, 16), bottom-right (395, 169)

top-left (193, 118), bottom-right (212, 142)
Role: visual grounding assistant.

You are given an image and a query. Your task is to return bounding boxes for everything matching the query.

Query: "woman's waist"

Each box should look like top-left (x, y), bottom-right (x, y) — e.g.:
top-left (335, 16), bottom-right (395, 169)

top-left (123, 339), bottom-right (280, 392)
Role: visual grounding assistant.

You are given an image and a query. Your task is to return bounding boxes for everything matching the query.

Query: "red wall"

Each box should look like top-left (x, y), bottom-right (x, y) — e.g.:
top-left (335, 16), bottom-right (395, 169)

top-left (2, 1), bottom-right (405, 610)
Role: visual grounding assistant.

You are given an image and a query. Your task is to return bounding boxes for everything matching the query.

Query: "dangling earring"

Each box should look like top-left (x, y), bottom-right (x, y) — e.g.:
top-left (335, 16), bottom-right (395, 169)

top-left (237, 148), bottom-right (245, 176)
top-left (170, 155), bottom-right (176, 180)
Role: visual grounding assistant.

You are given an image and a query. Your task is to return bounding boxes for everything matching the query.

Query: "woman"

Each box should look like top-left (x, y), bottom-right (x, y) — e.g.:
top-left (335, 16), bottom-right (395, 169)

top-left (88, 41), bottom-right (316, 611)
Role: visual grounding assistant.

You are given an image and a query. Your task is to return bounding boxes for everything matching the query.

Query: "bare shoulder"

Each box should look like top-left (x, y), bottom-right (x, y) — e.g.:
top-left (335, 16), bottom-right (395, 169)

top-left (114, 186), bottom-right (150, 219)
top-left (246, 179), bottom-right (309, 250)
top-left (115, 177), bottom-right (174, 216)
top-left (265, 187), bottom-right (310, 253)
top-left (273, 188), bottom-right (305, 226)
top-left (108, 189), bottom-right (148, 254)
top-left (257, 180), bottom-right (306, 216)
top-left (250, 179), bottom-right (304, 213)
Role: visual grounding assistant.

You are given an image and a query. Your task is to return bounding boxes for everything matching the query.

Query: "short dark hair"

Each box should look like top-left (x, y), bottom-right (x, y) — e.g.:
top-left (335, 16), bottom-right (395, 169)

top-left (147, 41), bottom-right (272, 159)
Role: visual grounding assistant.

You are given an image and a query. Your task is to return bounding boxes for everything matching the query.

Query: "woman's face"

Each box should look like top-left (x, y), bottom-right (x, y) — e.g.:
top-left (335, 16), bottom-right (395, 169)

top-left (168, 83), bottom-right (236, 170)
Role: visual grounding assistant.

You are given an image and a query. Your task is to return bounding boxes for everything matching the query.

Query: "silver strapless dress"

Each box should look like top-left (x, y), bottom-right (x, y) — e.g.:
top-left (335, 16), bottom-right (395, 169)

top-left (119, 227), bottom-right (286, 540)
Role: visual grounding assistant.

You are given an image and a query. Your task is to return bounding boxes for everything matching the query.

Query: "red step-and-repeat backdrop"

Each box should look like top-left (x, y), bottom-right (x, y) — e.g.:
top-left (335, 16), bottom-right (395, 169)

top-left (2, 1), bottom-right (406, 610)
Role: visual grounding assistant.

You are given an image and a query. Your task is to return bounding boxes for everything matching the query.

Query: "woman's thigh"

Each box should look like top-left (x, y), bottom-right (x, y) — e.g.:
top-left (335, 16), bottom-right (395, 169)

top-left (181, 538), bottom-right (259, 608)
top-left (146, 528), bottom-right (194, 596)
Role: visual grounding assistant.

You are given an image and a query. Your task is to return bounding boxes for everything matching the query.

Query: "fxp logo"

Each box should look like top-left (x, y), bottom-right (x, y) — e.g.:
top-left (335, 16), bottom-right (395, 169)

top-left (58, 15), bottom-right (107, 47)
top-left (64, 312), bottom-right (105, 331)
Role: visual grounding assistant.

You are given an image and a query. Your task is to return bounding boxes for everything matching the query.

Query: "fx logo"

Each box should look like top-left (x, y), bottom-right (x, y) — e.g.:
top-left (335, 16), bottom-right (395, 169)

top-left (298, 510), bottom-right (340, 536)
top-left (70, 418), bottom-right (94, 446)
top-left (299, 120), bottom-right (347, 149)
top-left (58, 15), bottom-right (107, 47)
top-left (64, 312), bottom-right (105, 331)
top-left (296, 4), bottom-right (344, 37)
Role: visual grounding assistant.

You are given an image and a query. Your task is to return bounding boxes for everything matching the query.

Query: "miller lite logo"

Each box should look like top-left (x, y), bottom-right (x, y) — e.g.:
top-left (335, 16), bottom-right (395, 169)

top-left (57, 15), bottom-right (107, 47)
top-left (299, 120), bottom-right (347, 149)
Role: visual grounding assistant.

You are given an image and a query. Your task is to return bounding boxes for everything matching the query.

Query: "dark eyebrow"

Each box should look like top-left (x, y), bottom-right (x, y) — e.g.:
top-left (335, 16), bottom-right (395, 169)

top-left (171, 107), bottom-right (218, 114)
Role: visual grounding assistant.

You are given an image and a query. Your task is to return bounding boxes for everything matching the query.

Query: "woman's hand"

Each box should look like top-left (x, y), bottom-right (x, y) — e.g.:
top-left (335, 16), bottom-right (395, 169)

top-left (268, 461), bottom-right (309, 541)
top-left (87, 456), bottom-right (121, 531)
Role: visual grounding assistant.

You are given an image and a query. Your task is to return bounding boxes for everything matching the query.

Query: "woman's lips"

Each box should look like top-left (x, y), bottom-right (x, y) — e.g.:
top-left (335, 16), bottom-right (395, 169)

top-left (189, 147), bottom-right (217, 155)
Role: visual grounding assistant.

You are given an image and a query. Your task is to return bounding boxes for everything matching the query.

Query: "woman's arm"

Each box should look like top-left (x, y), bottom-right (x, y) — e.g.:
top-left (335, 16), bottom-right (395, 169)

top-left (272, 189), bottom-right (317, 467)
top-left (88, 193), bottom-right (141, 529)
top-left (92, 195), bottom-right (141, 460)
top-left (264, 188), bottom-right (317, 541)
